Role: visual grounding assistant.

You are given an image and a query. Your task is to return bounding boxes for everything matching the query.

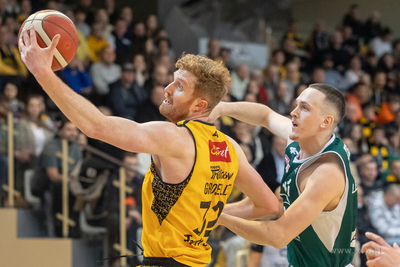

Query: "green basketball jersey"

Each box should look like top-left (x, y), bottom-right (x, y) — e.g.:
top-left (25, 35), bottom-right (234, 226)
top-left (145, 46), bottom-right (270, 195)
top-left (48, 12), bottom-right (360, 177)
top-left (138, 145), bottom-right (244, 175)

top-left (280, 134), bottom-right (357, 267)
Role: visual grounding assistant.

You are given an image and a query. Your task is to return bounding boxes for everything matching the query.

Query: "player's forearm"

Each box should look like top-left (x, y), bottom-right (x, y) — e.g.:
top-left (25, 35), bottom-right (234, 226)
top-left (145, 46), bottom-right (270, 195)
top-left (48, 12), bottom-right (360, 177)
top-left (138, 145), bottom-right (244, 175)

top-left (218, 213), bottom-right (283, 248)
top-left (223, 197), bottom-right (279, 220)
top-left (220, 102), bottom-right (272, 128)
top-left (35, 70), bottom-right (104, 138)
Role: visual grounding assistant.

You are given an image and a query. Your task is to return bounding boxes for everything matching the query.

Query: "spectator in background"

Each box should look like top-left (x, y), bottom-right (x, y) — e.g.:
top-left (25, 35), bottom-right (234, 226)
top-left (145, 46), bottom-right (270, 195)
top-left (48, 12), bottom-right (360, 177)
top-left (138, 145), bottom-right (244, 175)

top-left (263, 64), bottom-right (280, 97)
top-left (376, 93), bottom-right (400, 124)
top-left (231, 120), bottom-right (263, 167)
top-left (17, 0), bottom-right (32, 25)
top-left (118, 6), bottom-right (134, 40)
top-left (31, 118), bottom-right (82, 237)
top-left (369, 126), bottom-right (390, 172)
top-left (368, 184), bottom-right (400, 245)
top-left (129, 22), bottom-right (148, 57)
top-left (282, 19), bottom-right (305, 50)
top-left (268, 81), bottom-right (292, 115)
top-left (385, 158), bottom-right (400, 184)
top-left (306, 20), bottom-right (330, 65)
top-left (282, 61), bottom-right (300, 96)
top-left (363, 52), bottom-right (378, 78)
top-left (206, 39), bottom-right (221, 61)
top-left (107, 63), bottom-right (147, 120)
top-left (342, 26), bottom-right (359, 57)
top-left (104, 0), bottom-right (118, 25)
top-left (15, 95), bottom-right (54, 194)
top-left (90, 46), bottom-right (121, 105)
top-left (310, 67), bottom-right (326, 84)
top-left (356, 185), bottom-right (378, 267)
top-left (370, 27), bottom-right (393, 59)
top-left (133, 54), bottom-right (148, 87)
top-left (358, 155), bottom-right (382, 197)
top-left (74, 9), bottom-right (90, 38)
top-left (344, 56), bottom-right (364, 87)
top-left (385, 128), bottom-right (400, 157)
top-left (144, 64), bottom-right (169, 94)
top-left (324, 30), bottom-right (349, 72)
top-left (110, 19), bottom-right (132, 65)
top-left (86, 23), bottom-right (110, 63)
top-left (346, 82), bottom-right (370, 122)
top-left (152, 38), bottom-right (175, 68)
top-left (94, 8), bottom-right (113, 42)
top-left (342, 4), bottom-right (363, 39)
top-left (231, 64), bottom-right (250, 100)
top-left (136, 85), bottom-right (166, 123)
top-left (256, 135), bottom-right (287, 193)
top-left (146, 14), bottom-right (159, 39)
top-left (0, 96), bottom-right (11, 195)
top-left (61, 57), bottom-right (93, 94)
top-left (2, 81), bottom-right (24, 115)
top-left (363, 11), bottom-right (382, 45)
top-left (220, 47), bottom-right (233, 72)
top-left (250, 69), bottom-right (268, 105)
top-left (0, 25), bottom-right (28, 80)
top-left (75, 0), bottom-right (95, 25)
top-left (322, 57), bottom-right (349, 93)
top-left (66, 10), bottom-right (91, 68)
top-left (105, 152), bottom-right (143, 266)
top-left (371, 71), bottom-right (389, 110)
top-left (269, 50), bottom-right (286, 78)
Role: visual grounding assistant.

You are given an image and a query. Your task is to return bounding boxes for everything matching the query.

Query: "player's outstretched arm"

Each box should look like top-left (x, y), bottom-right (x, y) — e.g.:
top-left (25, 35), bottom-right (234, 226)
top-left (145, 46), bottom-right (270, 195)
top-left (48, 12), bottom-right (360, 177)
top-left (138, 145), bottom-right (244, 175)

top-left (18, 25), bottom-right (184, 156)
top-left (219, 157), bottom-right (345, 248)
top-left (209, 101), bottom-right (292, 141)
top-left (361, 232), bottom-right (400, 267)
top-left (223, 137), bottom-right (281, 220)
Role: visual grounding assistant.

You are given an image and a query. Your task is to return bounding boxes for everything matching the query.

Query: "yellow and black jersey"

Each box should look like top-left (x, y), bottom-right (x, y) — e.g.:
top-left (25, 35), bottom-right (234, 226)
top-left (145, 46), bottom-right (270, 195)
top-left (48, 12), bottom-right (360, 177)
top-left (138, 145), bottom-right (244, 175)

top-left (141, 120), bottom-right (239, 266)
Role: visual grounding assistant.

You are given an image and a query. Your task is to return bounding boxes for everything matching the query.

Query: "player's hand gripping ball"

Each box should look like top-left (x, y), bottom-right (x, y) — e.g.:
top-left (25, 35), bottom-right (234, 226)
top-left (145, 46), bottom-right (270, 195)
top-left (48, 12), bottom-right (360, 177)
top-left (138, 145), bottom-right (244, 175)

top-left (18, 10), bottom-right (78, 71)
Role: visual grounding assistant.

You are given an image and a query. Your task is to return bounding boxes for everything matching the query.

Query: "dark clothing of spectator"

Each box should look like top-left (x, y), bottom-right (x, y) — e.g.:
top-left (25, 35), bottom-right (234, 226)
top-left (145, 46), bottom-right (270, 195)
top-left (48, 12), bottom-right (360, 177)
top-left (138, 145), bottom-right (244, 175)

top-left (323, 45), bottom-right (350, 70)
top-left (107, 80), bottom-right (148, 120)
top-left (136, 100), bottom-right (166, 123)
top-left (343, 14), bottom-right (364, 38)
top-left (111, 31), bottom-right (132, 65)
top-left (256, 152), bottom-right (280, 193)
top-left (360, 179), bottom-right (383, 198)
top-left (363, 19), bottom-right (382, 45)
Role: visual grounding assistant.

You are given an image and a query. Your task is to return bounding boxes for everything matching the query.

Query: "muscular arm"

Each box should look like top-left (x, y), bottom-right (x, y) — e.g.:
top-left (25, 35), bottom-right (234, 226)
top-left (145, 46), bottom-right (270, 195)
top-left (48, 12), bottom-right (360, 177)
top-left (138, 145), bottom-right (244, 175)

top-left (18, 26), bottom-right (185, 157)
top-left (210, 102), bottom-right (292, 141)
top-left (219, 161), bottom-right (345, 248)
top-left (223, 137), bottom-right (281, 220)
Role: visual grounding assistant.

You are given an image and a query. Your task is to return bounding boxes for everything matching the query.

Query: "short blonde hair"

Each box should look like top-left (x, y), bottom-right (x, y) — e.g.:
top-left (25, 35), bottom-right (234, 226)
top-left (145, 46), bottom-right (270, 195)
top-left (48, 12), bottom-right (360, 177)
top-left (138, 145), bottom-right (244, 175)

top-left (175, 54), bottom-right (231, 111)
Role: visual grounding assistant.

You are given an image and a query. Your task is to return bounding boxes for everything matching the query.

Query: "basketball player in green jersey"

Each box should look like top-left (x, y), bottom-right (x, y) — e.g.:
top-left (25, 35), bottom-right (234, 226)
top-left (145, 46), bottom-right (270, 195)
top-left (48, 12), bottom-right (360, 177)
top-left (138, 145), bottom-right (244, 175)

top-left (210, 83), bottom-right (357, 267)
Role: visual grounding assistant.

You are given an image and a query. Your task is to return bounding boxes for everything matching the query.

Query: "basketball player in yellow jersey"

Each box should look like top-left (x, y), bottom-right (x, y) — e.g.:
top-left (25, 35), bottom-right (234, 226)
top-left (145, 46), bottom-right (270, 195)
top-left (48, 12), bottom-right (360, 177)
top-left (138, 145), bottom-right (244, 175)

top-left (19, 26), bottom-right (281, 267)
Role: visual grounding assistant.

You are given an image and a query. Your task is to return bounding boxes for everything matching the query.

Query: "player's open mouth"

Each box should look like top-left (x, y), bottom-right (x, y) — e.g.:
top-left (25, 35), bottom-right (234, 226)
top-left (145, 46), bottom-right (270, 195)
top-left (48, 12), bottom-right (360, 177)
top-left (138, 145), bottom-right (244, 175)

top-left (163, 99), bottom-right (172, 105)
top-left (292, 122), bottom-right (298, 127)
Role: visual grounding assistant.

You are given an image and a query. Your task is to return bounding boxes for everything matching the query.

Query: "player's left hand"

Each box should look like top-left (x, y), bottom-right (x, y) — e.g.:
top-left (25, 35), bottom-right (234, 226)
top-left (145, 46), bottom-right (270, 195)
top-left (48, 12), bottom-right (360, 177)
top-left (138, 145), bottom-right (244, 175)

top-left (19, 24), bottom-right (60, 77)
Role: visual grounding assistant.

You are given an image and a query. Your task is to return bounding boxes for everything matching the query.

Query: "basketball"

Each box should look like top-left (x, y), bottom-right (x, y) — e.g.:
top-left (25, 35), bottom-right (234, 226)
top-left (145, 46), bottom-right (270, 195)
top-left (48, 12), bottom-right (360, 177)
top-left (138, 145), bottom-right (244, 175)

top-left (18, 10), bottom-right (78, 71)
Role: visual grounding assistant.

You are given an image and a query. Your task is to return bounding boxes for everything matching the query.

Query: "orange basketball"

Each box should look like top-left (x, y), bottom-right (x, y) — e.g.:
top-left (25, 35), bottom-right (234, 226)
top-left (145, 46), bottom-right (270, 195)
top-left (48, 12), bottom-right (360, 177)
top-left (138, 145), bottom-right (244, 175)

top-left (18, 10), bottom-right (78, 71)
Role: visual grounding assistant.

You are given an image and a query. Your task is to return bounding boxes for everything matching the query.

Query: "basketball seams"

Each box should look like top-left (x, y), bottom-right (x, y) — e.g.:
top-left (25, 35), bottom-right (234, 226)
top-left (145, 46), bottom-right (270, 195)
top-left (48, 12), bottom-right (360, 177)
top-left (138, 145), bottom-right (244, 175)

top-left (34, 17), bottom-right (68, 67)
top-left (20, 10), bottom-right (77, 71)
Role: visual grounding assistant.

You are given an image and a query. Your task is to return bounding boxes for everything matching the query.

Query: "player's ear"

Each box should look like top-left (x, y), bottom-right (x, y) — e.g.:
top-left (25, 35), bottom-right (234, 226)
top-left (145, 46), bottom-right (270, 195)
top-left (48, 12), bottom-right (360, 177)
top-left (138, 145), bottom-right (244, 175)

top-left (194, 98), bottom-right (208, 112)
top-left (321, 114), bottom-right (334, 129)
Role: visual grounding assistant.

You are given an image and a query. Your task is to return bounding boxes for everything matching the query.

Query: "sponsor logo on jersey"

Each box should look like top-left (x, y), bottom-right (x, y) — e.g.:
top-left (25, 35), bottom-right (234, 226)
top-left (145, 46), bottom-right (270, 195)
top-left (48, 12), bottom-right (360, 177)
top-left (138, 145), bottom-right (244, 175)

top-left (285, 154), bottom-right (290, 172)
top-left (290, 147), bottom-right (299, 155)
top-left (209, 140), bottom-right (231, 162)
top-left (210, 166), bottom-right (234, 180)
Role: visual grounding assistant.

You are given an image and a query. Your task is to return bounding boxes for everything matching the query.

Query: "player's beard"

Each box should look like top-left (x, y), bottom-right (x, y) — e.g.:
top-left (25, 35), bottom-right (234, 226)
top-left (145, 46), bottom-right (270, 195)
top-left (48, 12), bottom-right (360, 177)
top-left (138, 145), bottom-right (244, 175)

top-left (159, 97), bottom-right (195, 123)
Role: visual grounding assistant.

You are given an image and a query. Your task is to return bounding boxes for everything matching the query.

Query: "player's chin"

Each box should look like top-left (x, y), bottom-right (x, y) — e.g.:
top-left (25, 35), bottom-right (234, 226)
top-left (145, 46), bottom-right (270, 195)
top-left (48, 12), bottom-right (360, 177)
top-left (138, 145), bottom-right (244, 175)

top-left (289, 132), bottom-right (299, 140)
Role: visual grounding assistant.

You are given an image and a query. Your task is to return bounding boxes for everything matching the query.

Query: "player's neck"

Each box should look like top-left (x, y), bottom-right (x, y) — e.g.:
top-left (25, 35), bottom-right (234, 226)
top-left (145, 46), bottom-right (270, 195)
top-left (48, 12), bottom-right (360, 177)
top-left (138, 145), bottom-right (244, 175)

top-left (297, 132), bottom-right (333, 160)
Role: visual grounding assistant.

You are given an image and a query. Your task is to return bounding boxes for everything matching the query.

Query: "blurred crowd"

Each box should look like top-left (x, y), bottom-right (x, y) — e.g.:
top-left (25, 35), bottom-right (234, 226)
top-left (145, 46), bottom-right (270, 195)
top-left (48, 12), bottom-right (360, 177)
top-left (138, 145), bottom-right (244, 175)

top-left (0, 1), bottom-right (400, 267)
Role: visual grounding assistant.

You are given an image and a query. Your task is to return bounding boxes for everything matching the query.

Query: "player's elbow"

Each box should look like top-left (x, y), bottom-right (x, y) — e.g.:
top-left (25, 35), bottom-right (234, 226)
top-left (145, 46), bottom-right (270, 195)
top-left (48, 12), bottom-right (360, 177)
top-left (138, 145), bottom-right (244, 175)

top-left (270, 230), bottom-right (289, 249)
